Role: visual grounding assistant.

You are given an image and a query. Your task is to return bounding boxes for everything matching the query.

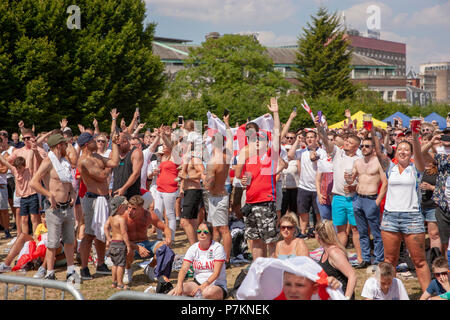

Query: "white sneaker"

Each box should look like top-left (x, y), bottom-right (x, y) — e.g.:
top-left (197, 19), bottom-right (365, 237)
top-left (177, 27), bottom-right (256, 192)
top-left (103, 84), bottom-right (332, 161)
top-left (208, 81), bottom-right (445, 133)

top-left (0, 262), bottom-right (11, 273)
top-left (33, 266), bottom-right (47, 278)
top-left (123, 268), bottom-right (133, 284)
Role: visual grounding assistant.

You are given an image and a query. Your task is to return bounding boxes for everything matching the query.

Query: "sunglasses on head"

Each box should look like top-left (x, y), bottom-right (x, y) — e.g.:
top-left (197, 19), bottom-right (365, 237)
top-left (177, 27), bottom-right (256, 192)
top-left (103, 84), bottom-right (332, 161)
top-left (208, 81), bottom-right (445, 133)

top-left (280, 225), bottom-right (294, 230)
top-left (196, 229), bottom-right (209, 235)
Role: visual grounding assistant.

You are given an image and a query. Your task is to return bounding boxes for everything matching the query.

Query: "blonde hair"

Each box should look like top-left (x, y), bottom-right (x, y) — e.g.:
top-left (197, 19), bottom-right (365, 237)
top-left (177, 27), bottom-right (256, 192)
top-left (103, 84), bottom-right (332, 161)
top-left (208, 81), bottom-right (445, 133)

top-left (315, 220), bottom-right (346, 253)
top-left (375, 262), bottom-right (395, 281)
top-left (128, 195), bottom-right (144, 207)
top-left (280, 212), bottom-right (300, 237)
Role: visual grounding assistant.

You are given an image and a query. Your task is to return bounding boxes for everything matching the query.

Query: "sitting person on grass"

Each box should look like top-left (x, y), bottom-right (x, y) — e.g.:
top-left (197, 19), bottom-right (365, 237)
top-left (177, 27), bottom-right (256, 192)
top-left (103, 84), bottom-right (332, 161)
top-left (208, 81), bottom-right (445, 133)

top-left (361, 261), bottom-right (409, 300)
top-left (420, 257), bottom-right (450, 300)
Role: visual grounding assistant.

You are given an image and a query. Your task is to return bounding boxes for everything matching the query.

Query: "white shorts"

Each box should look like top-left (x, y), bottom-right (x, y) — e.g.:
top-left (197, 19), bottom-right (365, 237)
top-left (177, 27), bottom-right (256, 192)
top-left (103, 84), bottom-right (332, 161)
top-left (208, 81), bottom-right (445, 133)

top-left (13, 192), bottom-right (21, 208)
top-left (207, 194), bottom-right (229, 227)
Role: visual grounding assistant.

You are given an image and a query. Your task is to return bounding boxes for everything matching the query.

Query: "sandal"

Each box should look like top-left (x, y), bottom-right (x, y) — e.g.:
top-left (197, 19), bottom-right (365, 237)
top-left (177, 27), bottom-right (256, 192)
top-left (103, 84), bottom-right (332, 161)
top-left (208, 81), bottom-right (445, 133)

top-left (111, 281), bottom-right (118, 289)
top-left (117, 284), bottom-right (129, 290)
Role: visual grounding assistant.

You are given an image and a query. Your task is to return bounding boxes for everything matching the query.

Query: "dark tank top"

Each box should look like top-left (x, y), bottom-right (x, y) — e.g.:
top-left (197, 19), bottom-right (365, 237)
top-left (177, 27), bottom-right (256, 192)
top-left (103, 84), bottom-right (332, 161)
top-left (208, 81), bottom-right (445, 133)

top-left (318, 250), bottom-right (354, 300)
top-left (112, 147), bottom-right (141, 199)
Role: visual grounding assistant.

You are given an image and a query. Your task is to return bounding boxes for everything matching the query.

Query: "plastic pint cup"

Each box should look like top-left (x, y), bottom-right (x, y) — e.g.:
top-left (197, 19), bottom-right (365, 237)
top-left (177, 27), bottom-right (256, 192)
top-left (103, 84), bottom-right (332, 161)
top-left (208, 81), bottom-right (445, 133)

top-left (363, 114), bottom-right (373, 131)
top-left (410, 117), bottom-right (421, 133)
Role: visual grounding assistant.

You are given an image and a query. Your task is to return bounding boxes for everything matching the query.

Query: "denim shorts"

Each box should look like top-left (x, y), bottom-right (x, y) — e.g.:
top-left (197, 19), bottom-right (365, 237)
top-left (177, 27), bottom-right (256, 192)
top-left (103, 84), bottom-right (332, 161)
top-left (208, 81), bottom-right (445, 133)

top-left (134, 240), bottom-right (160, 260)
top-left (421, 207), bottom-right (437, 222)
top-left (381, 210), bottom-right (425, 234)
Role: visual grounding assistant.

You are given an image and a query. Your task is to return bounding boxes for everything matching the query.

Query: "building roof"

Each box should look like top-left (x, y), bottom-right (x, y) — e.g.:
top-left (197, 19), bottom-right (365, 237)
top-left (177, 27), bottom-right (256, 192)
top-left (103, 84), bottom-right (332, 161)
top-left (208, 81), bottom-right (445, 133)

top-left (347, 35), bottom-right (406, 54)
top-left (154, 42), bottom-right (394, 68)
top-left (350, 52), bottom-right (394, 67)
top-left (154, 36), bottom-right (192, 44)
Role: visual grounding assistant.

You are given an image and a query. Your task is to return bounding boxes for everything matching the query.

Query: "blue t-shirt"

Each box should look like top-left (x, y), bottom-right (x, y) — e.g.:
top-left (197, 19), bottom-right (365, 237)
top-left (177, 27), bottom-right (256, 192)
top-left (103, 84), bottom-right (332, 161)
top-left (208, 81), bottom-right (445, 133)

top-left (426, 279), bottom-right (446, 295)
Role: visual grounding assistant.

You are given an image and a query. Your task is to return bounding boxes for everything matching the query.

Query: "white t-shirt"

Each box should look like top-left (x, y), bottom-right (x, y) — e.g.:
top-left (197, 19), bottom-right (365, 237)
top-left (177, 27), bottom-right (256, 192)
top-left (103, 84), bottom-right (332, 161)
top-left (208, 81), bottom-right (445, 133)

top-left (436, 145), bottom-right (450, 155)
top-left (330, 146), bottom-right (360, 196)
top-left (183, 241), bottom-right (227, 289)
top-left (294, 147), bottom-right (327, 192)
top-left (361, 277), bottom-right (409, 300)
top-left (384, 162), bottom-right (421, 212)
top-left (141, 148), bottom-right (153, 190)
top-left (0, 150), bottom-right (8, 184)
top-left (5, 146), bottom-right (14, 179)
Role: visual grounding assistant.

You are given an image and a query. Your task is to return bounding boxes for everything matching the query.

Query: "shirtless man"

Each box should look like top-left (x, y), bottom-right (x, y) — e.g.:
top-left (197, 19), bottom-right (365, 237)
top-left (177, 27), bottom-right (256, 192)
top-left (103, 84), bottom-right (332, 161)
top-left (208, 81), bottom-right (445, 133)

top-left (203, 113), bottom-right (234, 264)
top-left (123, 195), bottom-right (172, 284)
top-left (9, 128), bottom-right (46, 234)
top-left (30, 134), bottom-right (76, 280)
top-left (77, 132), bottom-right (119, 280)
top-left (178, 147), bottom-right (204, 245)
top-left (348, 138), bottom-right (388, 267)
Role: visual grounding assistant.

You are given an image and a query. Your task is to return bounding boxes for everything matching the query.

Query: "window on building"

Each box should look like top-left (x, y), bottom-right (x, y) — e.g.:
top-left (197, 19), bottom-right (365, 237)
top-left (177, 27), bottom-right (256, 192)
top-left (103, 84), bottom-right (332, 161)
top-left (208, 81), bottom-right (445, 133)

top-left (387, 91), bottom-right (393, 101)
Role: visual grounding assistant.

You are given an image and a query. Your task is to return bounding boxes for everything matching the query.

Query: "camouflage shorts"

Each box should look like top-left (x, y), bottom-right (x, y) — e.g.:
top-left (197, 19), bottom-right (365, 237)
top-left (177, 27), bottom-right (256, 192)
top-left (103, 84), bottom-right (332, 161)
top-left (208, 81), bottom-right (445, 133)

top-left (244, 202), bottom-right (278, 244)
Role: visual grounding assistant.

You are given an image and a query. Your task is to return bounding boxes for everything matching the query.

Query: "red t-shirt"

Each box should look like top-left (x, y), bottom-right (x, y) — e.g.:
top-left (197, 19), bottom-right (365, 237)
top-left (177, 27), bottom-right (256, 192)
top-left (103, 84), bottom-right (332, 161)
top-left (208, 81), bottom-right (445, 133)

top-left (156, 161), bottom-right (179, 193)
top-left (243, 150), bottom-right (277, 204)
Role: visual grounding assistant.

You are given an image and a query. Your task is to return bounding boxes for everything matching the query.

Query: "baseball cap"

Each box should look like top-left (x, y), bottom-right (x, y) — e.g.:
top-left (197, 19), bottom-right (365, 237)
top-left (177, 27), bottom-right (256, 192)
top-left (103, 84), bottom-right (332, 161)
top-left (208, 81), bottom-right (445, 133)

top-left (77, 132), bottom-right (94, 147)
top-left (110, 196), bottom-right (128, 216)
top-left (47, 134), bottom-right (67, 147)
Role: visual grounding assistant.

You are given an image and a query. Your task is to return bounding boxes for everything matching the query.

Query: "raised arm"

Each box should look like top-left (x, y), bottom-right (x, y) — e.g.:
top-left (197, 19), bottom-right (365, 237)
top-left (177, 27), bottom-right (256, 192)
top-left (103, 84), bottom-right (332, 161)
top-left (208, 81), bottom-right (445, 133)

top-left (110, 108), bottom-right (120, 137)
top-left (371, 126), bottom-right (390, 171)
top-left (280, 109), bottom-right (297, 141)
top-left (315, 115), bottom-right (334, 155)
top-left (411, 125), bottom-right (425, 172)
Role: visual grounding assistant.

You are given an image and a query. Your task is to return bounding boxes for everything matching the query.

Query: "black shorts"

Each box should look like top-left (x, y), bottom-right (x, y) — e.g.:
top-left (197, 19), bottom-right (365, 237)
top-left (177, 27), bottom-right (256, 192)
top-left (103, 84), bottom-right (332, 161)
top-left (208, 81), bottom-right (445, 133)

top-left (297, 188), bottom-right (319, 215)
top-left (435, 206), bottom-right (450, 245)
top-left (20, 193), bottom-right (40, 216)
top-left (194, 278), bottom-right (227, 299)
top-left (281, 188), bottom-right (298, 215)
top-left (7, 177), bottom-right (15, 200)
top-left (181, 189), bottom-right (203, 219)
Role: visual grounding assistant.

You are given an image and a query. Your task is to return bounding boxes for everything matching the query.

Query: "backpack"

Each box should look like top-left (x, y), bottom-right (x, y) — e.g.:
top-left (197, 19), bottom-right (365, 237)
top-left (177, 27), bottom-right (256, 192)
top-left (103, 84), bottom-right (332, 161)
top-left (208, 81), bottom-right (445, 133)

top-left (229, 267), bottom-right (249, 299)
top-left (155, 276), bottom-right (174, 294)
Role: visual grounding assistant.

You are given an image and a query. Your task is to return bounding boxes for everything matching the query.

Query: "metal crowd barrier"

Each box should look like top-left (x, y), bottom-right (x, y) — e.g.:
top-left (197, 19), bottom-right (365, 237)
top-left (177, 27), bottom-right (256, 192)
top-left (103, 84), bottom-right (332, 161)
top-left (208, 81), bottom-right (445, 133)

top-left (0, 274), bottom-right (84, 300)
top-left (108, 291), bottom-right (199, 300)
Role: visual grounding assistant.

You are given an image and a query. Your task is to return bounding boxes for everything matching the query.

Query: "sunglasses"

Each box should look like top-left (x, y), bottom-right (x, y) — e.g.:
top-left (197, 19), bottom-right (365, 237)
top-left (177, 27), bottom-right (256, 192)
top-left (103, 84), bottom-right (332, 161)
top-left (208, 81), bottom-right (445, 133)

top-left (361, 144), bottom-right (373, 149)
top-left (434, 271), bottom-right (448, 277)
top-left (196, 229), bottom-right (209, 235)
top-left (285, 136), bottom-right (295, 140)
top-left (23, 136), bottom-right (32, 141)
top-left (280, 225), bottom-right (294, 230)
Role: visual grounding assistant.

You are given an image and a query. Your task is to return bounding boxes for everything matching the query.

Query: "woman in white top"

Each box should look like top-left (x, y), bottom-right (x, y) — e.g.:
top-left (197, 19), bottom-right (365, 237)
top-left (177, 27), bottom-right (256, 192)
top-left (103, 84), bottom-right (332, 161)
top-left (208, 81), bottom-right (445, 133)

top-left (373, 124), bottom-right (431, 292)
top-left (168, 222), bottom-right (227, 299)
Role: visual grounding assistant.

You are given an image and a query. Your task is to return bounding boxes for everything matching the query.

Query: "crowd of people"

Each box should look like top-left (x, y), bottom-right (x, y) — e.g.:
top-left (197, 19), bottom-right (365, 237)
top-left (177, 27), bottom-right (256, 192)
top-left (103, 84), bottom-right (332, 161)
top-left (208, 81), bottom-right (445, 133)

top-left (0, 101), bottom-right (449, 301)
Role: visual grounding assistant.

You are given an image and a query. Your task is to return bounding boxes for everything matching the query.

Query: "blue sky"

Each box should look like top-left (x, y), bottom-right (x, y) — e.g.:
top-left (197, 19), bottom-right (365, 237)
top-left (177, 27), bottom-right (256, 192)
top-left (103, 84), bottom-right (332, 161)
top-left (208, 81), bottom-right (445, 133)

top-left (143, 0), bottom-right (450, 73)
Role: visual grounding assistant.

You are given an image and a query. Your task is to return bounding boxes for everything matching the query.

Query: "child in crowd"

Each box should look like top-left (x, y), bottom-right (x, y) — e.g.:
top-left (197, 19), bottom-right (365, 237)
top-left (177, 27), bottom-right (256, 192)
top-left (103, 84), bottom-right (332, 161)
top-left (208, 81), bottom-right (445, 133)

top-left (420, 257), bottom-right (450, 300)
top-left (104, 196), bottom-right (132, 290)
top-left (361, 262), bottom-right (409, 300)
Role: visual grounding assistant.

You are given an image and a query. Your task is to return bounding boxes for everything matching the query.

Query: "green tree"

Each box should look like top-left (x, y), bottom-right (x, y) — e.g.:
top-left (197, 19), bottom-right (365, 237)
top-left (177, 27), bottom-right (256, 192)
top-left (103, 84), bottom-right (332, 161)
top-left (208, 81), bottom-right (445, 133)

top-left (295, 7), bottom-right (355, 99)
top-left (151, 34), bottom-right (290, 127)
top-left (0, 0), bottom-right (164, 133)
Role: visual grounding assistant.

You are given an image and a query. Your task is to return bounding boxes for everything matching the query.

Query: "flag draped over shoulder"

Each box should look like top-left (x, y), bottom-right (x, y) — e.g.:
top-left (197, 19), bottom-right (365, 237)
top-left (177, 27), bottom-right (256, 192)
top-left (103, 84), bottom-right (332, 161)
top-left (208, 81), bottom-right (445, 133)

top-left (206, 112), bottom-right (274, 157)
top-left (236, 256), bottom-right (346, 300)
